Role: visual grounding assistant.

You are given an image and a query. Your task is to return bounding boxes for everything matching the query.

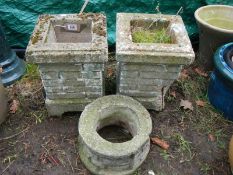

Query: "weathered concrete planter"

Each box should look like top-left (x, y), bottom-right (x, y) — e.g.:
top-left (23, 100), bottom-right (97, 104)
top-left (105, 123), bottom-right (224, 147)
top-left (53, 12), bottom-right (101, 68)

top-left (116, 13), bottom-right (195, 111)
top-left (26, 13), bottom-right (108, 116)
top-left (78, 95), bottom-right (152, 175)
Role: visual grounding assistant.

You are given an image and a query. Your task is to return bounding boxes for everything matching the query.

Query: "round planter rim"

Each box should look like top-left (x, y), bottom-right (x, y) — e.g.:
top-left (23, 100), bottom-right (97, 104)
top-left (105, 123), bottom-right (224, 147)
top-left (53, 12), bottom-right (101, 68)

top-left (214, 42), bottom-right (233, 84)
top-left (194, 5), bottom-right (233, 34)
top-left (78, 95), bottom-right (152, 157)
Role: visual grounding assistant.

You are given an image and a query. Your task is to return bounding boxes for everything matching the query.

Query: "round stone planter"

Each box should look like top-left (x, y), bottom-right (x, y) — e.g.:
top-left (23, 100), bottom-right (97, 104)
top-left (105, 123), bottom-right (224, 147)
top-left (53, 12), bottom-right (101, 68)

top-left (195, 5), bottom-right (233, 69)
top-left (208, 43), bottom-right (233, 120)
top-left (0, 77), bottom-right (7, 124)
top-left (78, 95), bottom-right (152, 175)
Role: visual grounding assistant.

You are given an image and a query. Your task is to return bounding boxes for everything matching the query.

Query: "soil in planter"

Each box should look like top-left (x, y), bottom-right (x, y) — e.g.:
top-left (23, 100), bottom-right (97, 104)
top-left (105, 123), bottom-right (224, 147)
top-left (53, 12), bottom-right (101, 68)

top-left (97, 125), bottom-right (133, 143)
top-left (51, 20), bottom-right (92, 43)
top-left (131, 19), bottom-right (172, 43)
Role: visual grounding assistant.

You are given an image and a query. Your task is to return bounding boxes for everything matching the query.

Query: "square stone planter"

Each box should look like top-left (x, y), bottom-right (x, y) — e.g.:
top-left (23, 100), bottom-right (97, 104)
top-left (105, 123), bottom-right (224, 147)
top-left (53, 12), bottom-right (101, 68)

top-left (26, 13), bottom-right (108, 116)
top-left (116, 13), bottom-right (195, 111)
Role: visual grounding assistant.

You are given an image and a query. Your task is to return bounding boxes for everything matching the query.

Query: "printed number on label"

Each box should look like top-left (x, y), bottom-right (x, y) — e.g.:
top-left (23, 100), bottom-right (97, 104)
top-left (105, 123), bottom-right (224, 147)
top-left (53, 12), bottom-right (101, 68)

top-left (67, 24), bottom-right (78, 31)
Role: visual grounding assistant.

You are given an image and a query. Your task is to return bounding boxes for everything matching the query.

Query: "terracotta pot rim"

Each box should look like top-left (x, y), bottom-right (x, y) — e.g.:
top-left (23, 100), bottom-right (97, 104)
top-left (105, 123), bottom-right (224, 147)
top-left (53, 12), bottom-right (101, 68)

top-left (194, 5), bottom-right (233, 34)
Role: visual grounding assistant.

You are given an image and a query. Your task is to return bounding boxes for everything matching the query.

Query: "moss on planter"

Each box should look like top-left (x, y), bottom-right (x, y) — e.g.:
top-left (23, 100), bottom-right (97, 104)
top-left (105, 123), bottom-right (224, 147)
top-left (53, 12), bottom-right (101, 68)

top-left (132, 28), bottom-right (172, 43)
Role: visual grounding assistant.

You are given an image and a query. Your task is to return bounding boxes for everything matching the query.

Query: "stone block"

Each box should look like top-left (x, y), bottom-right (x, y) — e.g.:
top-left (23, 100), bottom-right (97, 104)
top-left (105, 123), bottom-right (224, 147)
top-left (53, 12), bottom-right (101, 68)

top-left (78, 95), bottom-right (152, 175)
top-left (26, 13), bottom-right (108, 116)
top-left (116, 13), bottom-right (195, 111)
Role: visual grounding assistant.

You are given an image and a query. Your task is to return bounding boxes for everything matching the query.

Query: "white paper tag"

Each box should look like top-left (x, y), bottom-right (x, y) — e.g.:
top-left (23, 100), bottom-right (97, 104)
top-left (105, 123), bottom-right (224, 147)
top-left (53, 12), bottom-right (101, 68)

top-left (66, 24), bottom-right (78, 31)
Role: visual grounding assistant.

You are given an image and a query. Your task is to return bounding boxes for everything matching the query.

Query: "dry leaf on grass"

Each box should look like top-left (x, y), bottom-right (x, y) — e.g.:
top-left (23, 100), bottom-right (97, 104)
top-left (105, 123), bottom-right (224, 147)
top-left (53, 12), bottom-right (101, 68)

top-left (208, 134), bottom-right (216, 142)
top-left (151, 137), bottom-right (169, 150)
top-left (180, 69), bottom-right (190, 80)
top-left (169, 91), bottom-right (176, 98)
top-left (194, 67), bottom-right (208, 77)
top-left (180, 99), bottom-right (193, 111)
top-left (196, 100), bottom-right (206, 107)
top-left (9, 99), bottom-right (19, 114)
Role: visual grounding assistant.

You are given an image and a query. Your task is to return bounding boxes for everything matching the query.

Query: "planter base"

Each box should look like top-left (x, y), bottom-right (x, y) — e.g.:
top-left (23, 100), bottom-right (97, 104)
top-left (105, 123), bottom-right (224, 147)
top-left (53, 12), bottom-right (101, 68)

top-left (117, 62), bottom-right (182, 111)
top-left (46, 98), bottom-right (93, 116)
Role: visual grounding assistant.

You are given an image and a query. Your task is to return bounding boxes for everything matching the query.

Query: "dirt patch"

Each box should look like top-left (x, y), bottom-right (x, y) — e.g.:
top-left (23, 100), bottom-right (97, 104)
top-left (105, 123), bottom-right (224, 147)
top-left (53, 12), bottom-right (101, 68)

top-left (0, 57), bottom-right (232, 175)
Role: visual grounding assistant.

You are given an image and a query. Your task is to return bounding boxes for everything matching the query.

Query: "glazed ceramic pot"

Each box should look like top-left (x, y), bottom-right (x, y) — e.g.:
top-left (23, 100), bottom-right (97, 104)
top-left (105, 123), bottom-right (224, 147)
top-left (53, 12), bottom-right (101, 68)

top-left (208, 43), bottom-right (233, 120)
top-left (195, 5), bottom-right (233, 69)
top-left (0, 22), bottom-right (25, 86)
top-left (0, 77), bottom-right (7, 124)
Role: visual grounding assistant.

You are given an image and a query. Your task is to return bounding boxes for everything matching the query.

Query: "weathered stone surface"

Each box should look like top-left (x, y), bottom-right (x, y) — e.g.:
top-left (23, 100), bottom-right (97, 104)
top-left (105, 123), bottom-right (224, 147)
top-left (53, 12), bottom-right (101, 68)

top-left (116, 13), bottom-right (195, 111)
top-left (78, 95), bottom-right (152, 175)
top-left (26, 13), bottom-right (108, 116)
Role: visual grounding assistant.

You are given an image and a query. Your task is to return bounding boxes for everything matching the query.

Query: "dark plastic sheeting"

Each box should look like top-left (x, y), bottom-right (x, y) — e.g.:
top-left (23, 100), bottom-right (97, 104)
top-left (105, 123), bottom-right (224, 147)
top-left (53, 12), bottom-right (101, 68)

top-left (0, 0), bottom-right (232, 47)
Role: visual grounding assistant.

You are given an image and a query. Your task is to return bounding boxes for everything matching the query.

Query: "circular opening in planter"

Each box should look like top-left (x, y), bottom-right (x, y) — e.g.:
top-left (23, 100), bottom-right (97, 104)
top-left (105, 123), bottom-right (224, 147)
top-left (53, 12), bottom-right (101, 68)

top-left (97, 124), bottom-right (133, 143)
top-left (96, 107), bottom-right (138, 143)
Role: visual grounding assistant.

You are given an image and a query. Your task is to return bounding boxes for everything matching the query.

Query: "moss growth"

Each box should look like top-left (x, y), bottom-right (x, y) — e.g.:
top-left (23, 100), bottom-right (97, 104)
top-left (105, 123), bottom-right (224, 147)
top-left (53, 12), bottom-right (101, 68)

top-left (132, 28), bottom-right (172, 44)
top-left (31, 30), bottom-right (42, 44)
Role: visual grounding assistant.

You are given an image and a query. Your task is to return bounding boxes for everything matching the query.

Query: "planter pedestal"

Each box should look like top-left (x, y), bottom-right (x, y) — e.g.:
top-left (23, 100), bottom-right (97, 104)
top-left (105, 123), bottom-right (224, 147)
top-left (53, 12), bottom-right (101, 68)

top-left (116, 13), bottom-right (194, 111)
top-left (26, 13), bottom-right (108, 116)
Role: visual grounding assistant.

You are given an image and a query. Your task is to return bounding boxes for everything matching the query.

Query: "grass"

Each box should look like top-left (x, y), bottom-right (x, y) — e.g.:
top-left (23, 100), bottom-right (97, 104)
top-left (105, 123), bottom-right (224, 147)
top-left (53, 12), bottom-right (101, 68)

top-left (159, 150), bottom-right (170, 161)
top-left (22, 63), bottom-right (40, 81)
top-left (2, 154), bottom-right (17, 164)
top-left (175, 68), bottom-right (232, 135)
top-left (173, 133), bottom-right (193, 161)
top-left (200, 163), bottom-right (211, 175)
top-left (214, 129), bottom-right (227, 149)
top-left (132, 28), bottom-right (172, 44)
top-left (31, 111), bottom-right (47, 124)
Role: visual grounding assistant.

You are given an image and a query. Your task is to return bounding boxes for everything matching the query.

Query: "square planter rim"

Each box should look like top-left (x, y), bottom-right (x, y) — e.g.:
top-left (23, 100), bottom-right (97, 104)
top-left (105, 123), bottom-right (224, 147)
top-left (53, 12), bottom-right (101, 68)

top-left (116, 13), bottom-right (194, 64)
top-left (26, 13), bottom-right (108, 63)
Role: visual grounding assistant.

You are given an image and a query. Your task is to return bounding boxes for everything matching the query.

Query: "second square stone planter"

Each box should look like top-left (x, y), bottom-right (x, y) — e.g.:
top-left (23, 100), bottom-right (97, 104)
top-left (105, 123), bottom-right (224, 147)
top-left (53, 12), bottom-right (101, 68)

top-left (26, 13), bottom-right (108, 116)
top-left (116, 13), bottom-right (195, 111)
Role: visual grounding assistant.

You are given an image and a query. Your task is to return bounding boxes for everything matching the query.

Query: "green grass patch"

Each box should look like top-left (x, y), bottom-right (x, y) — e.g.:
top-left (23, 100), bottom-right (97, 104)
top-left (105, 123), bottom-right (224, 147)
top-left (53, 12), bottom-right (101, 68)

top-left (22, 63), bottom-right (40, 81)
top-left (132, 28), bottom-right (172, 43)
